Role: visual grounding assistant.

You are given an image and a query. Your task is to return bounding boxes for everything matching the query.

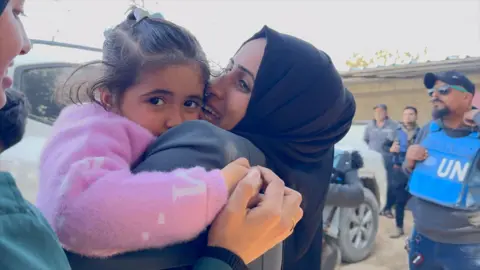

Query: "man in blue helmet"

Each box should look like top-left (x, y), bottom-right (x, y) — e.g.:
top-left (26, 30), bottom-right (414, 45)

top-left (404, 70), bottom-right (480, 269)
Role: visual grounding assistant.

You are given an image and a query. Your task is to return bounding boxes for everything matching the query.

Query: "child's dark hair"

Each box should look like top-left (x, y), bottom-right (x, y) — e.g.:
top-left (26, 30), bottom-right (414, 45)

top-left (0, 89), bottom-right (30, 152)
top-left (61, 8), bottom-right (209, 107)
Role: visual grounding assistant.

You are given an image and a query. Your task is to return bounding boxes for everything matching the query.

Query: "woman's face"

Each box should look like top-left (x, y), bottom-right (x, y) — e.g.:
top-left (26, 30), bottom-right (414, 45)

top-left (0, 0), bottom-right (31, 108)
top-left (203, 38), bottom-right (266, 130)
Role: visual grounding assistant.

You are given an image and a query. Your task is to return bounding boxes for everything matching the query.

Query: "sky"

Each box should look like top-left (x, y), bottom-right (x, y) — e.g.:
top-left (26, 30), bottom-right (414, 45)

top-left (22, 0), bottom-right (480, 71)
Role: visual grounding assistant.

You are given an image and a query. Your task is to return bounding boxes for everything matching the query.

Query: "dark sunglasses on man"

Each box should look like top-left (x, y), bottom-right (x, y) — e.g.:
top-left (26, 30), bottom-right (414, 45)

top-left (424, 71), bottom-right (475, 97)
top-left (427, 84), bottom-right (469, 97)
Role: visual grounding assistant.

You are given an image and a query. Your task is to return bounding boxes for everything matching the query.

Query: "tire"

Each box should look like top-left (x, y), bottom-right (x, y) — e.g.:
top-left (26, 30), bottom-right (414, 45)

top-left (338, 188), bottom-right (379, 263)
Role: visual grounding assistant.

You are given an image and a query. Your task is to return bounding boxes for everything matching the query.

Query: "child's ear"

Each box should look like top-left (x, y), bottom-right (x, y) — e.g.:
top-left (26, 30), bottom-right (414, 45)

top-left (100, 90), bottom-right (114, 110)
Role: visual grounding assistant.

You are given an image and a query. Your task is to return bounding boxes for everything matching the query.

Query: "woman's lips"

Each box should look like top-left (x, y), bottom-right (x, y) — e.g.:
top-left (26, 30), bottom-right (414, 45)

top-left (202, 104), bottom-right (221, 122)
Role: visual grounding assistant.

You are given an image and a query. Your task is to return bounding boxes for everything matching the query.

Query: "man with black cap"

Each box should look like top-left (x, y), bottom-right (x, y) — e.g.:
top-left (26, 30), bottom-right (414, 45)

top-left (363, 103), bottom-right (399, 218)
top-left (404, 70), bottom-right (480, 269)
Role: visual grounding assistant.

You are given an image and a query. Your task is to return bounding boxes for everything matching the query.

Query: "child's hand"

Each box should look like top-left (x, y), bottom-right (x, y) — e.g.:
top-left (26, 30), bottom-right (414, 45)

top-left (221, 158), bottom-right (251, 195)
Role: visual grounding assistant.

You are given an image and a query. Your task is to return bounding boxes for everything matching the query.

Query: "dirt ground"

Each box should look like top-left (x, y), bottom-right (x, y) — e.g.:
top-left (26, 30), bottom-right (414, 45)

top-left (339, 212), bottom-right (413, 270)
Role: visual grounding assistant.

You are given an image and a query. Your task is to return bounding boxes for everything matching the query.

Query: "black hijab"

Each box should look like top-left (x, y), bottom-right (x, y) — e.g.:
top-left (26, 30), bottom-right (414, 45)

top-left (0, 0), bottom-right (7, 15)
top-left (232, 26), bottom-right (356, 268)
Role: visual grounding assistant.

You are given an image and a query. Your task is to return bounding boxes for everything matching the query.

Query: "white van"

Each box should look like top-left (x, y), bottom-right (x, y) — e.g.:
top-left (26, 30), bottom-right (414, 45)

top-left (1, 40), bottom-right (102, 202)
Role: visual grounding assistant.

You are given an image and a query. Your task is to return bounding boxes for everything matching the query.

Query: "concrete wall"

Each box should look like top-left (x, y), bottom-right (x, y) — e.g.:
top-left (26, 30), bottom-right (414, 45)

top-left (345, 72), bottom-right (480, 125)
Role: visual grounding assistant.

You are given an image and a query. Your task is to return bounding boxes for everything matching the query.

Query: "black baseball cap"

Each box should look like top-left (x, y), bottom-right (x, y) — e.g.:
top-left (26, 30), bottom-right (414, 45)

top-left (424, 70), bottom-right (475, 95)
top-left (373, 104), bottom-right (387, 110)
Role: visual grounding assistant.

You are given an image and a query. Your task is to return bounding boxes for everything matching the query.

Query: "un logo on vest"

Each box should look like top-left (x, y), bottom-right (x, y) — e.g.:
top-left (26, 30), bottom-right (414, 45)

top-left (434, 157), bottom-right (471, 182)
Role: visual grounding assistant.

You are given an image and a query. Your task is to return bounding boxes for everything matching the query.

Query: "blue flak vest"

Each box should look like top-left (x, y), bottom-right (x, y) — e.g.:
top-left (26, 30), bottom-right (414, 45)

top-left (392, 128), bottom-right (409, 165)
top-left (396, 128), bottom-right (409, 153)
top-left (408, 122), bottom-right (480, 210)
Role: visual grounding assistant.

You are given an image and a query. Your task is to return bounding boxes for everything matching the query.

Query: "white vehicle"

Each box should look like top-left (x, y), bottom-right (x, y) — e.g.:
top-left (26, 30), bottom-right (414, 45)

top-left (337, 122), bottom-right (388, 207)
top-left (322, 123), bottom-right (387, 267)
top-left (1, 40), bottom-right (102, 202)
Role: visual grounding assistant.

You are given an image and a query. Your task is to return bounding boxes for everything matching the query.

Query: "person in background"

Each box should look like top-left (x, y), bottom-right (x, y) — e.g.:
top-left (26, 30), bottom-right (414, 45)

top-left (0, 88), bottom-right (29, 152)
top-left (388, 106), bottom-right (419, 238)
top-left (363, 104), bottom-right (398, 218)
top-left (404, 71), bottom-right (480, 270)
top-left (0, 2), bottom-right (301, 270)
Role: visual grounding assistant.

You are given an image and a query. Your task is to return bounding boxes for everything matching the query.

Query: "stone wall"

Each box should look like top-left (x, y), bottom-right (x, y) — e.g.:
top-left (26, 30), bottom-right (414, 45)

top-left (344, 72), bottom-right (480, 125)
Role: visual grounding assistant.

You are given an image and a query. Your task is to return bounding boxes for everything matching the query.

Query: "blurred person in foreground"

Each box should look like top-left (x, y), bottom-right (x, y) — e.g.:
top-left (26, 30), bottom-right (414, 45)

top-left (0, 0), bottom-right (72, 269)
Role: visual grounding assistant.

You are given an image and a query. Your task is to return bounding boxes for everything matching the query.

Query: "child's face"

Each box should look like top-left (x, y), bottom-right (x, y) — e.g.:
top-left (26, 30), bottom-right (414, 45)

top-left (111, 64), bottom-right (205, 136)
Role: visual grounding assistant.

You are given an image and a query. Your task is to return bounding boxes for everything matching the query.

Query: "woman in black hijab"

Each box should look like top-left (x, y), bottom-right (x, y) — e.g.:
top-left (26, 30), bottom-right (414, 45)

top-left (206, 26), bottom-right (356, 269)
top-left (64, 25), bottom-right (354, 270)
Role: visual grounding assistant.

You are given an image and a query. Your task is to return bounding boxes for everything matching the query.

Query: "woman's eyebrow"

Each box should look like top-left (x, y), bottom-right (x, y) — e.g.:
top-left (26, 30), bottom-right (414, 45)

top-left (230, 58), bottom-right (255, 81)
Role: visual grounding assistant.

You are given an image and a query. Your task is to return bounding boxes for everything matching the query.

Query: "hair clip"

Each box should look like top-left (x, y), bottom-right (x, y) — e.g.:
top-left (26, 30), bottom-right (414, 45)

top-left (127, 7), bottom-right (165, 26)
top-left (103, 28), bottom-right (113, 38)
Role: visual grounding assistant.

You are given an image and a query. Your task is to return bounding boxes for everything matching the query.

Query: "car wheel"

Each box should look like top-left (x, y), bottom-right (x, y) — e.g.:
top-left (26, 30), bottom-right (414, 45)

top-left (322, 236), bottom-right (341, 270)
top-left (338, 188), bottom-right (379, 263)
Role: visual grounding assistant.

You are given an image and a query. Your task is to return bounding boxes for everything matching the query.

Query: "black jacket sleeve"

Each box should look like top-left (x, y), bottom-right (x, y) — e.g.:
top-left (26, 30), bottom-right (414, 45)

top-left (132, 120), bottom-right (266, 172)
top-left (130, 120), bottom-right (283, 270)
top-left (325, 170), bottom-right (364, 207)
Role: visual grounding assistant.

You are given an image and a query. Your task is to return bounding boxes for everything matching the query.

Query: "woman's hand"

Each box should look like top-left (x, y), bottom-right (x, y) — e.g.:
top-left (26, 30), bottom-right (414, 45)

top-left (208, 166), bottom-right (303, 264)
top-left (221, 158), bottom-right (251, 195)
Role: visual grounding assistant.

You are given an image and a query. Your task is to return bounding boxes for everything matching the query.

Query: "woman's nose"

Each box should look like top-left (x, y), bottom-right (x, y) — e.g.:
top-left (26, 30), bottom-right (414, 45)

top-left (207, 77), bottom-right (226, 100)
top-left (20, 35), bottom-right (31, 55)
top-left (20, 40), bottom-right (32, 55)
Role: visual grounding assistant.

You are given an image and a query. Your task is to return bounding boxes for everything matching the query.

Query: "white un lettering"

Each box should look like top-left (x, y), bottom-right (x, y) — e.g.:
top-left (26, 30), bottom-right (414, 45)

top-left (172, 171), bottom-right (207, 201)
top-left (436, 158), bottom-right (470, 182)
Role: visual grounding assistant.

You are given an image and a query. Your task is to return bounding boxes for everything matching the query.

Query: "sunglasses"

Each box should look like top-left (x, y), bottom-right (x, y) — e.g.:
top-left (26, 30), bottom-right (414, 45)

top-left (427, 84), bottom-right (469, 97)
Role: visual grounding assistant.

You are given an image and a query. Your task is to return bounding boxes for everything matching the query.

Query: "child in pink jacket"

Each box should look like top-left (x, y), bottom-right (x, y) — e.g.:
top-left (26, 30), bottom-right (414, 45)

top-left (36, 9), bottom-right (249, 257)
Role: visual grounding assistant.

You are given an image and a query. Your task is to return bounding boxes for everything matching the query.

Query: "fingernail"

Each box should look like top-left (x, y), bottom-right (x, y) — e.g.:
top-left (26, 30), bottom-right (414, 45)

top-left (248, 168), bottom-right (260, 178)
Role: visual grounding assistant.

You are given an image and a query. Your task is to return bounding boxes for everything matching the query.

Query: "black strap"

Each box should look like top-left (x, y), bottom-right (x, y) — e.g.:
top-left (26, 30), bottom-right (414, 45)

top-left (203, 247), bottom-right (247, 270)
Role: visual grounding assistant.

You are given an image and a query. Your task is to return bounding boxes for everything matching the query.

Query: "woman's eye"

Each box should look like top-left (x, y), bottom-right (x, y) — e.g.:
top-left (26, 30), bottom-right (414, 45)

top-left (12, 9), bottom-right (25, 18)
top-left (149, 97), bottom-right (165, 106)
top-left (184, 100), bottom-right (200, 108)
top-left (238, 79), bottom-right (251, 93)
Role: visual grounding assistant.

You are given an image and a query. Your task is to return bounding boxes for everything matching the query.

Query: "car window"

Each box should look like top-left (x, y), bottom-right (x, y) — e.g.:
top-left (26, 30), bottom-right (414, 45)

top-left (333, 150), bottom-right (344, 168)
top-left (19, 65), bottom-right (76, 125)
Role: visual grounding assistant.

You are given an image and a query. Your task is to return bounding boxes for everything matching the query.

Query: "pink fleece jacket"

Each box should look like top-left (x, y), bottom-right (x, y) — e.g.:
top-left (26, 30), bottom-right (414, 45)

top-left (35, 103), bottom-right (228, 257)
